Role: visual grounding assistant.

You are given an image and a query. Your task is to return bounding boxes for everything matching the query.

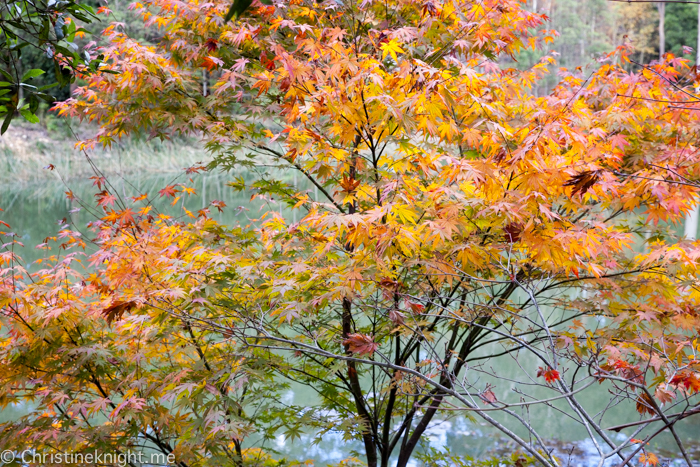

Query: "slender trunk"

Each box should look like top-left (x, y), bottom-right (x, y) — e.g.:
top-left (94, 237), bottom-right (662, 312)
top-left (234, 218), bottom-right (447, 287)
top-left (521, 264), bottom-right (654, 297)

top-left (343, 298), bottom-right (378, 467)
top-left (395, 395), bottom-right (444, 467)
top-left (658, 2), bottom-right (666, 60)
top-left (342, 135), bottom-right (378, 467)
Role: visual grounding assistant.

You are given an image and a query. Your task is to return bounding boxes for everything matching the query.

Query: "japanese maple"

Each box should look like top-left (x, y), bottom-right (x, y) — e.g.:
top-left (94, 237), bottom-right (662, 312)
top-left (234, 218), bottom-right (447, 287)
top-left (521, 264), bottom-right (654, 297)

top-left (1, 0), bottom-right (700, 466)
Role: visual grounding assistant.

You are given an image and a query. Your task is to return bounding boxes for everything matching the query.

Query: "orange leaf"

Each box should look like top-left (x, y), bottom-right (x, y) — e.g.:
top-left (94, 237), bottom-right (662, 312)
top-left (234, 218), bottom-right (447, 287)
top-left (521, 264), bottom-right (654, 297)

top-left (635, 392), bottom-right (657, 416)
top-left (639, 452), bottom-right (659, 466)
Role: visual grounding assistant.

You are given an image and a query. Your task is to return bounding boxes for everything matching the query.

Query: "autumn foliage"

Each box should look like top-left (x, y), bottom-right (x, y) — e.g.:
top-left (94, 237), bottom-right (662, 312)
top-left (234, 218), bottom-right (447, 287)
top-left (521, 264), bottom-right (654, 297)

top-left (2, 0), bottom-right (700, 466)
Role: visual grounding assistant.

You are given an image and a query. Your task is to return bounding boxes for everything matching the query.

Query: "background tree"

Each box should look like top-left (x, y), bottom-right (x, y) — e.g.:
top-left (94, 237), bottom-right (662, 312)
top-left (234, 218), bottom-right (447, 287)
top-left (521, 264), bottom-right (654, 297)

top-left (0, 0), bottom-right (103, 132)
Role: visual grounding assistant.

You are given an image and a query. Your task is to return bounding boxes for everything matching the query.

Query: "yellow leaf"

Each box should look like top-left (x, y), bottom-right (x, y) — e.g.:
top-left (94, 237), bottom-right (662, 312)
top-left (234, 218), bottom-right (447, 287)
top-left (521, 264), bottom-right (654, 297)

top-left (381, 39), bottom-right (405, 63)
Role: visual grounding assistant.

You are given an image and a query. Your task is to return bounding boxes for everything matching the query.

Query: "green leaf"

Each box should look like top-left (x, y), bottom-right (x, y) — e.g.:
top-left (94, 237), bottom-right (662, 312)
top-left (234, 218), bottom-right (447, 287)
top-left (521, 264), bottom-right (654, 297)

top-left (224, 0), bottom-right (253, 22)
top-left (39, 83), bottom-right (58, 91)
top-left (0, 69), bottom-right (14, 82)
top-left (20, 109), bottom-right (39, 124)
top-left (1, 111), bottom-right (13, 135)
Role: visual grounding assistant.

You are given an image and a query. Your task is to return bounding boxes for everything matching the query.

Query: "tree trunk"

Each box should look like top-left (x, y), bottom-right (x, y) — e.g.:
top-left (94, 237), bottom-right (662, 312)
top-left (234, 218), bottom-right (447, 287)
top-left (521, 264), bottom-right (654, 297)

top-left (342, 136), bottom-right (378, 467)
top-left (395, 395), bottom-right (444, 467)
top-left (658, 2), bottom-right (666, 60)
top-left (202, 69), bottom-right (209, 96)
top-left (685, 206), bottom-right (698, 240)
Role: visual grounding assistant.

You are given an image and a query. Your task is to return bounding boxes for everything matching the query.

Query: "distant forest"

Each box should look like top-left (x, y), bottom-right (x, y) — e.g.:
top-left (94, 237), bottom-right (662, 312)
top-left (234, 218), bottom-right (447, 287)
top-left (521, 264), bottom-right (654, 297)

top-left (9, 0), bottom-right (700, 106)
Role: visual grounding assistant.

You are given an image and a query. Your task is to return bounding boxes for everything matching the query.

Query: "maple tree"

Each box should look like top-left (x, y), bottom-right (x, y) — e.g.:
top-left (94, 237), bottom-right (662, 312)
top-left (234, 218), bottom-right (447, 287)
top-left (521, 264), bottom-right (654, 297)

top-left (0, 213), bottom-right (295, 466)
top-left (2, 0), bottom-right (700, 466)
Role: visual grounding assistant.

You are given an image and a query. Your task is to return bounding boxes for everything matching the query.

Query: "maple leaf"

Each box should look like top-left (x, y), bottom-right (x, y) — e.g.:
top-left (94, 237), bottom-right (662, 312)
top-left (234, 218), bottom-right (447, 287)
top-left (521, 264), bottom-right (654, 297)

top-left (381, 39), bottom-right (405, 62)
top-left (118, 208), bottom-right (136, 227)
top-left (102, 300), bottom-right (136, 325)
top-left (564, 170), bottom-right (603, 197)
top-left (537, 367), bottom-right (561, 384)
top-left (421, 1), bottom-right (438, 17)
top-left (96, 190), bottom-right (117, 208)
top-left (639, 452), bottom-right (659, 466)
top-left (379, 278), bottom-right (400, 300)
top-left (201, 56), bottom-right (223, 71)
top-left (343, 333), bottom-right (379, 356)
top-left (204, 38), bottom-right (219, 52)
top-left (480, 385), bottom-right (498, 404)
top-left (211, 200), bottom-right (227, 212)
top-left (654, 385), bottom-right (675, 405)
top-left (90, 176), bottom-right (105, 190)
top-left (670, 372), bottom-right (700, 393)
top-left (503, 222), bottom-right (523, 243)
top-left (339, 175), bottom-right (361, 193)
top-left (159, 185), bottom-right (179, 198)
top-left (388, 308), bottom-right (405, 325)
top-left (635, 392), bottom-right (657, 416)
top-left (185, 165), bottom-right (207, 174)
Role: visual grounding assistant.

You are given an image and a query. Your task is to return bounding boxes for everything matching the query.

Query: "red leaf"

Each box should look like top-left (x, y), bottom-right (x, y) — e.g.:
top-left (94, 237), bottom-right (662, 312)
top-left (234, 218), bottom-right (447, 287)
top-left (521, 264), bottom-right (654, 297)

top-left (537, 366), bottom-right (561, 383)
top-left (343, 333), bottom-right (378, 356)
top-left (503, 222), bottom-right (523, 243)
top-left (211, 200), bottom-right (226, 212)
top-left (96, 190), bottom-right (117, 208)
top-left (480, 387), bottom-right (498, 404)
top-left (670, 372), bottom-right (700, 393)
top-left (204, 38), bottom-right (219, 52)
top-left (564, 170), bottom-right (603, 197)
top-left (102, 300), bottom-right (136, 324)
top-left (159, 185), bottom-right (179, 198)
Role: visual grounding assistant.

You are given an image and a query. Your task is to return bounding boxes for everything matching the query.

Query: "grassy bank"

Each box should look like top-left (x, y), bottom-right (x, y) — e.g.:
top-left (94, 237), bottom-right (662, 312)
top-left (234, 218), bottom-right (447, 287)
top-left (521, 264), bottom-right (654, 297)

top-left (0, 120), bottom-right (212, 184)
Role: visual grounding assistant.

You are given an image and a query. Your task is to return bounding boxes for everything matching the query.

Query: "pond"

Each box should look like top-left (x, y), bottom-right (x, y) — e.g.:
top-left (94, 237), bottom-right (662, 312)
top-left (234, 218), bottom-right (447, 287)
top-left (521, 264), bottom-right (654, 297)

top-left (1, 169), bottom-right (698, 467)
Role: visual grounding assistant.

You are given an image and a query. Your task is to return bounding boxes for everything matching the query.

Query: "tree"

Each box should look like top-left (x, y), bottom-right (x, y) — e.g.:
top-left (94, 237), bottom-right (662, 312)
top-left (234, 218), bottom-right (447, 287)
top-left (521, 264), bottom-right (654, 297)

top-left (4, 0), bottom-right (700, 466)
top-left (0, 209), bottom-right (289, 466)
top-left (0, 0), bottom-right (102, 132)
top-left (658, 1), bottom-right (666, 58)
top-left (613, 1), bottom-right (658, 64)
